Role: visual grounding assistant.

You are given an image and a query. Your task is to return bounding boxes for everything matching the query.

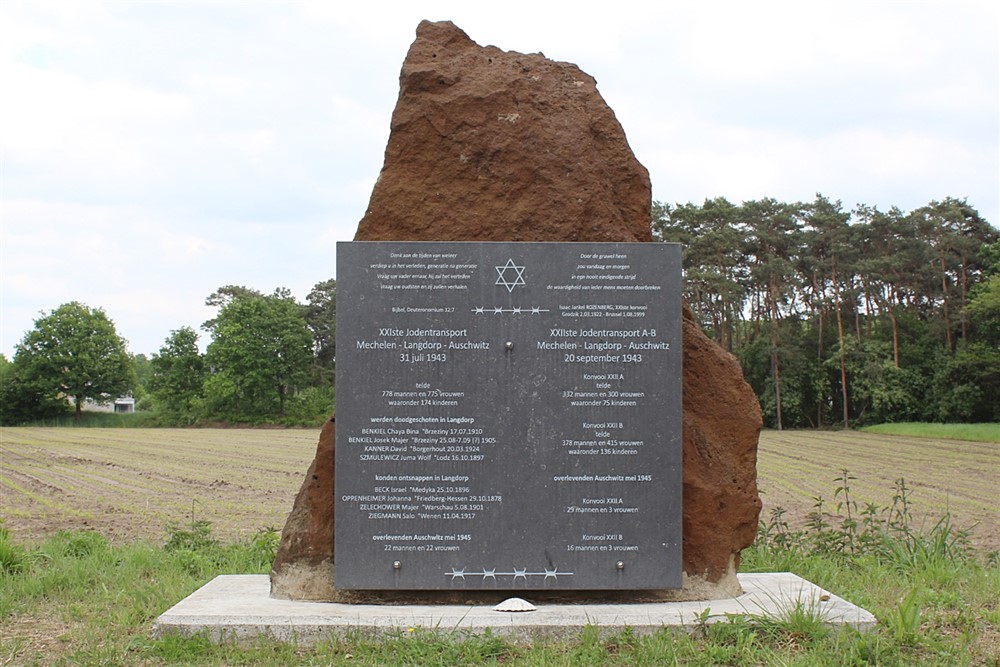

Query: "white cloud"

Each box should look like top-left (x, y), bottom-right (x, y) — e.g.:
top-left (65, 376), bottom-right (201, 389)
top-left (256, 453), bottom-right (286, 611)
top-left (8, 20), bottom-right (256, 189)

top-left (217, 129), bottom-right (276, 167)
top-left (1, 0), bottom-right (996, 357)
top-left (1, 62), bottom-right (192, 152)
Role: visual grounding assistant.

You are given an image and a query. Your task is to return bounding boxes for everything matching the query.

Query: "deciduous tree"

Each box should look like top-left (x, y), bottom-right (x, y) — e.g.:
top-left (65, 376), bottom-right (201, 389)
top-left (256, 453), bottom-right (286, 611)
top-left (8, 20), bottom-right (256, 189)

top-left (10, 302), bottom-right (133, 422)
top-left (304, 278), bottom-right (337, 383)
top-left (149, 327), bottom-right (206, 419)
top-left (203, 290), bottom-right (313, 419)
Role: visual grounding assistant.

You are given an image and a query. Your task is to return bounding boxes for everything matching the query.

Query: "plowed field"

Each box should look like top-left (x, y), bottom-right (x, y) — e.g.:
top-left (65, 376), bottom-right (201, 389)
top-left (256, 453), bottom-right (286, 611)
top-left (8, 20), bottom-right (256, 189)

top-left (1, 428), bottom-right (997, 550)
top-left (756, 430), bottom-right (999, 551)
top-left (0, 428), bottom-right (317, 542)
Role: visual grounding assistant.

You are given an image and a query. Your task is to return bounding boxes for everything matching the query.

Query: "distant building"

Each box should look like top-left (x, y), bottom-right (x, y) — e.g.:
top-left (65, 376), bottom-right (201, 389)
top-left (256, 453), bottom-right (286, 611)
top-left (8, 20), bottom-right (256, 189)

top-left (73, 396), bottom-right (136, 413)
top-left (113, 397), bottom-right (135, 413)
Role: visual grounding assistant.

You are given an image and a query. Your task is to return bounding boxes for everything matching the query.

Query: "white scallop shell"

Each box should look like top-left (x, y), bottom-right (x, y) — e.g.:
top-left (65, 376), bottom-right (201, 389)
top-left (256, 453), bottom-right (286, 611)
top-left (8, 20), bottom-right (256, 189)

top-left (493, 597), bottom-right (537, 612)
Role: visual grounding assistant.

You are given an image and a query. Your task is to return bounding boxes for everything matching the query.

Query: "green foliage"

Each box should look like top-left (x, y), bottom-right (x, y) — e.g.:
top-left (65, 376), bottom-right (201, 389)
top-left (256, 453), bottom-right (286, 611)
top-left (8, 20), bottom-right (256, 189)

top-left (757, 474), bottom-right (975, 571)
top-left (2, 302), bottom-right (134, 424)
top-left (201, 284), bottom-right (264, 328)
top-left (148, 326), bottom-right (206, 420)
top-left (738, 318), bottom-right (831, 428)
top-left (130, 352), bottom-right (153, 404)
top-left (967, 273), bottom-right (1000, 343)
top-left (657, 195), bottom-right (998, 427)
top-left (744, 476), bottom-right (999, 666)
top-left (884, 587), bottom-right (923, 646)
top-left (281, 384), bottom-right (336, 425)
top-left (44, 530), bottom-right (111, 559)
top-left (841, 339), bottom-right (924, 424)
top-left (304, 278), bottom-right (337, 383)
top-left (653, 198), bottom-right (747, 351)
top-left (930, 343), bottom-right (1000, 422)
top-left (0, 523), bottom-right (28, 575)
top-left (3, 507), bottom-right (998, 666)
top-left (0, 362), bottom-right (71, 425)
top-left (164, 520), bottom-right (217, 552)
top-left (158, 520), bottom-right (279, 578)
top-left (245, 527), bottom-right (280, 570)
top-left (202, 289), bottom-right (314, 421)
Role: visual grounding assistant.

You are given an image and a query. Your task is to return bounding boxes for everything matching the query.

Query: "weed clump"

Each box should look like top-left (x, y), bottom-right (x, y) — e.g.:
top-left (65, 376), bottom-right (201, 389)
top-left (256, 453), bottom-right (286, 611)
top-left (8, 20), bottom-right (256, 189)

top-left (757, 471), bottom-right (974, 569)
top-left (746, 472), bottom-right (998, 664)
top-left (0, 523), bottom-right (28, 575)
top-left (162, 519), bottom-right (279, 577)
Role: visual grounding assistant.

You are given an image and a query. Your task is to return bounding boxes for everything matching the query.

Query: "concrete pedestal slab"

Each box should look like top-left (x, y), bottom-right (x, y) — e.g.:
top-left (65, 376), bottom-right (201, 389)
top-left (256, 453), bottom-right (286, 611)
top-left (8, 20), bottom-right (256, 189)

top-left (153, 573), bottom-right (875, 644)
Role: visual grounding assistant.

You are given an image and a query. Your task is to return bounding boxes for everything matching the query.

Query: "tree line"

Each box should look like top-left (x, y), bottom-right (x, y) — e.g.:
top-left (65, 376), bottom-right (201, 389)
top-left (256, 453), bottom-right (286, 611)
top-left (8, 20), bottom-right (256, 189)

top-left (0, 280), bottom-right (337, 425)
top-left (653, 195), bottom-right (999, 428)
top-left (3, 194), bottom-right (997, 428)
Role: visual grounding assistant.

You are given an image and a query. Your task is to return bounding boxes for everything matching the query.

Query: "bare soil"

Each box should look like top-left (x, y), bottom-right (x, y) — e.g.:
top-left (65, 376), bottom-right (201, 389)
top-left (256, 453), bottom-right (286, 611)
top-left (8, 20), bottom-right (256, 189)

top-left (2, 427), bottom-right (997, 553)
top-left (1, 428), bottom-right (317, 544)
top-left (756, 430), bottom-right (1000, 553)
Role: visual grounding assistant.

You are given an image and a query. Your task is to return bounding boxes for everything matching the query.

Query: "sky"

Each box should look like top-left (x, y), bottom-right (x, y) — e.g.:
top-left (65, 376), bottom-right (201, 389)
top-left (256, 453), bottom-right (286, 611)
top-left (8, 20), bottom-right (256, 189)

top-left (2, 0), bottom-right (997, 358)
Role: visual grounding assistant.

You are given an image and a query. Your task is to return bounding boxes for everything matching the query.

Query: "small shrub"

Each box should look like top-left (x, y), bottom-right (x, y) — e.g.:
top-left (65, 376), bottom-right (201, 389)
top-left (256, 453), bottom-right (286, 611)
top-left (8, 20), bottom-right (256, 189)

top-left (244, 527), bottom-right (279, 570)
top-left (759, 599), bottom-right (830, 644)
top-left (164, 520), bottom-right (217, 552)
top-left (755, 474), bottom-right (975, 571)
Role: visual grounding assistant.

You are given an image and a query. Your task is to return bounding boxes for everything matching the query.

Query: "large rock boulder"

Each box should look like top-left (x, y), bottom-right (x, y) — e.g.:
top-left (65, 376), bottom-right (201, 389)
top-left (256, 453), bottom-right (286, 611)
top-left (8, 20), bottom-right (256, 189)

top-left (271, 20), bottom-right (761, 602)
top-left (353, 20), bottom-right (651, 244)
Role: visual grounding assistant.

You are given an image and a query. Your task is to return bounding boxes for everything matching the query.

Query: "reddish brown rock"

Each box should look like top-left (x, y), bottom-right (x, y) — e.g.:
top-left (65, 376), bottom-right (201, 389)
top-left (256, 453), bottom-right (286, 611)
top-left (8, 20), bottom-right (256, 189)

top-left (270, 416), bottom-right (336, 600)
top-left (271, 20), bottom-right (761, 602)
top-left (681, 304), bottom-right (763, 590)
top-left (354, 20), bottom-right (651, 244)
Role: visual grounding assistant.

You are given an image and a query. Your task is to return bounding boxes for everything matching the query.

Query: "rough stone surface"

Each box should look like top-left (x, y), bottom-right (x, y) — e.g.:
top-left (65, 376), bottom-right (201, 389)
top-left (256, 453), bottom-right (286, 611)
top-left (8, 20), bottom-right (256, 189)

top-left (270, 417), bottom-right (336, 601)
top-left (271, 20), bottom-right (762, 602)
top-left (680, 304), bottom-right (763, 582)
top-left (354, 20), bottom-right (652, 244)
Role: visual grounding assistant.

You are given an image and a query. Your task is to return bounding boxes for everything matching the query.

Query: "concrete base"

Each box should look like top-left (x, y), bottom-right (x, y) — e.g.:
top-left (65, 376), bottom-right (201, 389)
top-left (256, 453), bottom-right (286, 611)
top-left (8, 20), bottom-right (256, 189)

top-left (153, 573), bottom-right (875, 644)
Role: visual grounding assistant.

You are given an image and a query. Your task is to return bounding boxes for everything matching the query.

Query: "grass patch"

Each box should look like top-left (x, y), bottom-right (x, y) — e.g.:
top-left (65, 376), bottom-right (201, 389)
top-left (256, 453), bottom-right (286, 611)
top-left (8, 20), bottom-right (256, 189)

top-left (3, 475), bottom-right (1000, 666)
top-left (744, 472), bottom-right (1000, 665)
top-left (861, 422), bottom-right (1000, 442)
top-left (3, 429), bottom-right (997, 664)
top-left (0, 520), bottom-right (281, 665)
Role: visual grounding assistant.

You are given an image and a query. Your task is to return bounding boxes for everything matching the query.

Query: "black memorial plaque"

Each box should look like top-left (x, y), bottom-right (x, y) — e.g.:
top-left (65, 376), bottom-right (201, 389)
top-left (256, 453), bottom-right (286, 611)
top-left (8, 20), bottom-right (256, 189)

top-left (335, 242), bottom-right (682, 590)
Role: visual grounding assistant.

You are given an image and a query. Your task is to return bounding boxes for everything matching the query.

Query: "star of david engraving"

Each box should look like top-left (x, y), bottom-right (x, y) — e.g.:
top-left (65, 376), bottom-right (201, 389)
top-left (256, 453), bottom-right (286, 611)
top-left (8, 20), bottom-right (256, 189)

top-left (495, 258), bottom-right (526, 293)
